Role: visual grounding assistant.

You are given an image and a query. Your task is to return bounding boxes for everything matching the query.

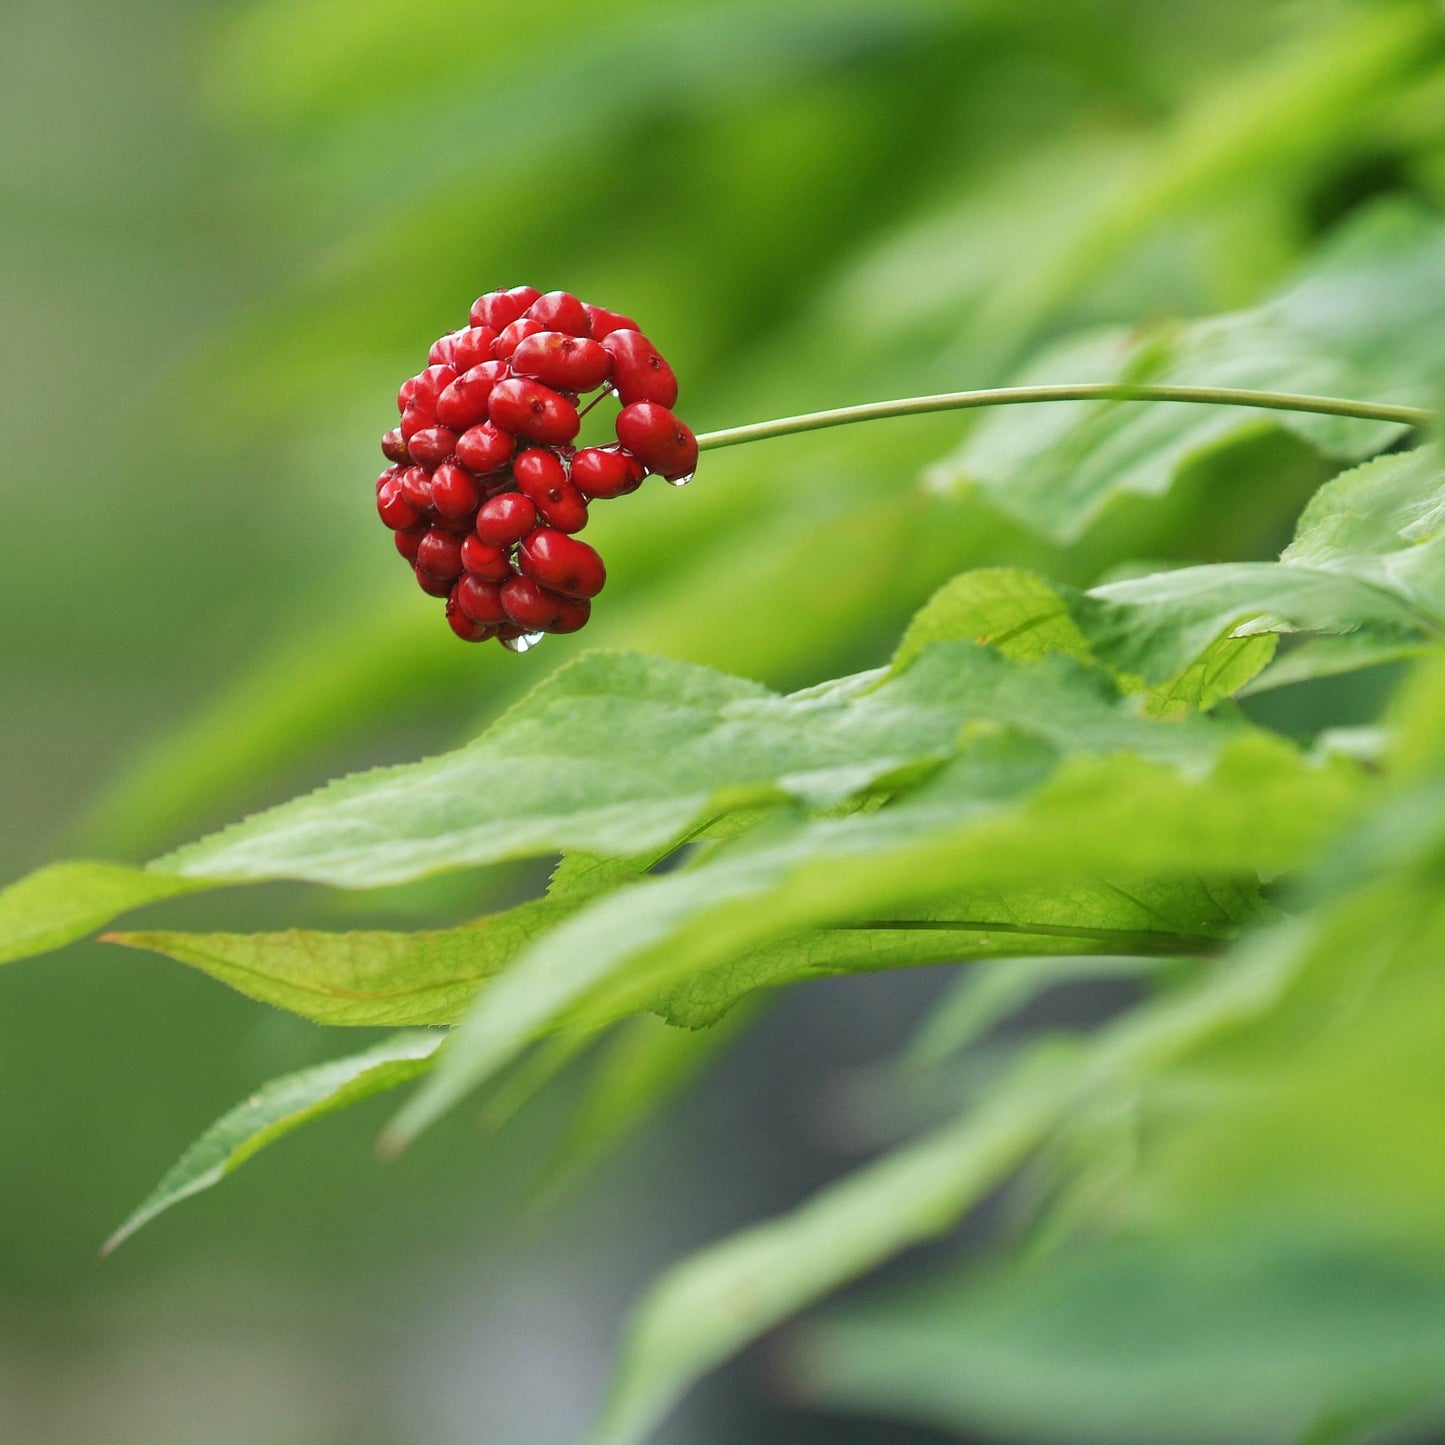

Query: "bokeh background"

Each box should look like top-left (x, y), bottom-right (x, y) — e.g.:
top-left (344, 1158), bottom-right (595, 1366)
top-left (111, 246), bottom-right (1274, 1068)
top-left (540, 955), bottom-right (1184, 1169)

top-left (4, 1), bottom-right (1445, 1440)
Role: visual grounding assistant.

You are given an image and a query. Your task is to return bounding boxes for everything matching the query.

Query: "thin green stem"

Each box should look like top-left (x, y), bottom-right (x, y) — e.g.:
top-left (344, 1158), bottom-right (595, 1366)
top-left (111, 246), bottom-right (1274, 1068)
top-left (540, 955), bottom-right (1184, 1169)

top-left (693, 384), bottom-right (1434, 452)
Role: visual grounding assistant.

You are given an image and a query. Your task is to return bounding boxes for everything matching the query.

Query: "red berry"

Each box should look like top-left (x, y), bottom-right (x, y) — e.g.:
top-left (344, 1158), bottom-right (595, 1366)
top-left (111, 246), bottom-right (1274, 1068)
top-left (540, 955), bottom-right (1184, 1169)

top-left (415, 565), bottom-right (453, 598)
top-left (500, 576), bottom-right (591, 633)
top-left (584, 304), bottom-right (639, 338)
top-left (432, 509), bottom-right (476, 534)
top-left (398, 364), bottom-right (456, 415)
top-left (488, 377), bottom-right (581, 445)
top-left (380, 290), bottom-right (696, 646)
top-left (511, 331), bottom-right (612, 392)
top-left (494, 317), bottom-right (546, 360)
top-left (394, 526), bottom-right (426, 562)
top-left (455, 421), bottom-right (515, 475)
top-left (431, 459), bottom-right (481, 519)
top-left (476, 492), bottom-right (537, 547)
top-left (537, 485), bottom-right (588, 533)
top-left (571, 445), bottom-right (645, 499)
top-left (615, 402), bottom-right (697, 480)
top-left (377, 472), bottom-right (423, 530)
top-left (446, 590), bottom-right (498, 642)
top-left (470, 290), bottom-right (529, 330)
top-left (436, 361), bottom-right (505, 431)
top-left (416, 528), bottom-right (465, 580)
top-left (399, 401), bottom-right (434, 441)
top-left (518, 528), bottom-right (606, 599)
top-left (452, 325), bottom-right (499, 371)
top-left (407, 426), bottom-right (459, 470)
top-left (526, 290), bottom-right (591, 337)
top-left (460, 534), bottom-right (514, 581)
top-left (513, 447), bottom-right (568, 495)
top-left (513, 450), bottom-right (588, 529)
top-left (454, 574), bottom-right (508, 624)
top-left (399, 464), bottom-right (433, 510)
top-left (602, 331), bottom-right (678, 408)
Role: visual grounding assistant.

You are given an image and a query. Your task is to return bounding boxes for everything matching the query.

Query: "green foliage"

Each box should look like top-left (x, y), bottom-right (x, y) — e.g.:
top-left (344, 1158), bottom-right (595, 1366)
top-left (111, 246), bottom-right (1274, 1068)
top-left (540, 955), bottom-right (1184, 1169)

top-left (102, 1032), bottom-right (442, 1255)
top-left (10, 5), bottom-right (1445, 1439)
top-left (929, 204), bottom-right (1445, 540)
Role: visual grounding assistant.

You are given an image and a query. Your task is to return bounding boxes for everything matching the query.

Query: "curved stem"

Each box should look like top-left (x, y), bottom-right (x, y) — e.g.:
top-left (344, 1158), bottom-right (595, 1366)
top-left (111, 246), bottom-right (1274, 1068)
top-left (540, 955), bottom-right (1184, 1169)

top-left (694, 384), bottom-right (1434, 452)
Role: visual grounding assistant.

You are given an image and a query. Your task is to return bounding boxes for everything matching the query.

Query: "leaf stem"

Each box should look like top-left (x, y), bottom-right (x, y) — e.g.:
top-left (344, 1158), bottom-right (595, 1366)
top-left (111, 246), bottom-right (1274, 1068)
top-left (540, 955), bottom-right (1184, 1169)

top-left (693, 384), bottom-right (1434, 452)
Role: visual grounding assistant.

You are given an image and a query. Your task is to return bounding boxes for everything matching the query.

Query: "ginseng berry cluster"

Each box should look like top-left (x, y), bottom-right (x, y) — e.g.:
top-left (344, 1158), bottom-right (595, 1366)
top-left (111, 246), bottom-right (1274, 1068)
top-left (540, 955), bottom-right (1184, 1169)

top-left (374, 287), bottom-right (697, 650)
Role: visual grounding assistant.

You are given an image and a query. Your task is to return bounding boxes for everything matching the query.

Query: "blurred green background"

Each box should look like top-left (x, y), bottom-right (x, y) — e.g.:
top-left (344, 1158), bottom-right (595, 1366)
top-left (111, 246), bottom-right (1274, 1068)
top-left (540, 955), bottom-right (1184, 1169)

top-left (4, 0), bottom-right (1444, 1440)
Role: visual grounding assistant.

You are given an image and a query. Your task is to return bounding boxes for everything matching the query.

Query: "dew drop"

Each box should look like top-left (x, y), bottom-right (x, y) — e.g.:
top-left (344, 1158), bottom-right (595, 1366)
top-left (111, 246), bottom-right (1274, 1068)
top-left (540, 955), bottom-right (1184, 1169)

top-left (501, 631), bottom-right (545, 654)
top-left (665, 471), bottom-right (695, 488)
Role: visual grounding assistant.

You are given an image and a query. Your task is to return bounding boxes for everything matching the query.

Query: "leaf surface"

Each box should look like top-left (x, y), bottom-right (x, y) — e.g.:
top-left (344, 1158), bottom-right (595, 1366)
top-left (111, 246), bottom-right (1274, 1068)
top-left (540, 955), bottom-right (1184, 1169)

top-left (928, 205), bottom-right (1445, 541)
top-left (104, 1031), bottom-right (442, 1255)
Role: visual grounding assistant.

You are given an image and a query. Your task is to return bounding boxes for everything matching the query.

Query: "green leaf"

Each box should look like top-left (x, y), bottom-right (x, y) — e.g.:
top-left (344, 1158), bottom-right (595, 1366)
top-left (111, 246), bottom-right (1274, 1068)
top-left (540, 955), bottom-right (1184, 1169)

top-left (1078, 449), bottom-right (1445, 683)
top-left (0, 862), bottom-right (206, 968)
top-left (160, 643), bottom-right (1223, 890)
top-left (891, 565), bottom-right (1275, 710)
top-left (889, 568), bottom-right (1092, 676)
top-left (590, 895), bottom-right (1323, 1444)
top-left (103, 1031), bottom-right (442, 1256)
top-left (929, 204), bottom-right (1445, 541)
top-left (590, 1048), bottom-right (1078, 1445)
top-left (656, 872), bottom-right (1263, 1031)
top-left (793, 1230), bottom-right (1445, 1445)
top-left (390, 712), bottom-right (1359, 1152)
top-left (102, 917), bottom-right (529, 1027)
top-left (103, 851), bottom-right (656, 1026)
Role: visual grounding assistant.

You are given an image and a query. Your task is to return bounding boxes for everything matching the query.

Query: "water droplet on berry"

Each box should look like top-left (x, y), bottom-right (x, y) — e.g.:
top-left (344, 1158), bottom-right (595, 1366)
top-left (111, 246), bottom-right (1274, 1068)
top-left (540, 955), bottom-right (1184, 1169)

top-left (666, 471), bottom-right (695, 487)
top-left (501, 631), bottom-right (545, 653)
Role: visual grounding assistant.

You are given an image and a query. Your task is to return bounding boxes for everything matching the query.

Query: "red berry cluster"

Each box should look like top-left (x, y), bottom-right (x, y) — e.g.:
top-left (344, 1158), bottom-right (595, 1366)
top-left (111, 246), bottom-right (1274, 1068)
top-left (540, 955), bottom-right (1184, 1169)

top-left (374, 287), bottom-right (698, 649)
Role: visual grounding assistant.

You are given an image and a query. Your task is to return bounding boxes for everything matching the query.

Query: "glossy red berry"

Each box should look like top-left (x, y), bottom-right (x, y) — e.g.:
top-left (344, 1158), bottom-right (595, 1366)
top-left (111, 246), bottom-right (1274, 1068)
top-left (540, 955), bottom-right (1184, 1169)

top-left (584, 304), bottom-right (639, 338)
top-left (475, 492), bottom-right (537, 547)
top-left (431, 460), bottom-right (481, 519)
top-left (489, 378), bottom-right (581, 445)
top-left (470, 289), bottom-right (530, 330)
top-left (454, 574), bottom-right (509, 624)
top-left (518, 528), bottom-right (606, 599)
top-left (602, 331), bottom-right (678, 407)
top-left (407, 426), bottom-right (459, 470)
top-left (416, 528), bottom-right (465, 581)
top-left (377, 472), bottom-right (423, 530)
top-left (394, 526), bottom-right (426, 562)
top-left (450, 326), bottom-right (499, 371)
top-left (494, 317), bottom-right (546, 360)
top-left (513, 449), bottom-right (589, 532)
top-left (615, 402), bottom-right (697, 480)
top-left (446, 590), bottom-right (498, 641)
top-left (454, 421), bottom-right (514, 475)
top-left (436, 362), bottom-right (505, 431)
top-left (379, 288), bottom-right (694, 648)
top-left (399, 464), bottom-right (433, 510)
top-left (510, 331), bottom-right (612, 393)
top-left (398, 365), bottom-right (456, 415)
top-left (571, 445), bottom-right (645, 499)
top-left (500, 576), bottom-right (591, 633)
top-left (459, 534), bottom-right (514, 581)
top-left (399, 401), bottom-right (433, 442)
top-left (526, 291), bottom-right (591, 337)
top-left (415, 565), bottom-right (454, 598)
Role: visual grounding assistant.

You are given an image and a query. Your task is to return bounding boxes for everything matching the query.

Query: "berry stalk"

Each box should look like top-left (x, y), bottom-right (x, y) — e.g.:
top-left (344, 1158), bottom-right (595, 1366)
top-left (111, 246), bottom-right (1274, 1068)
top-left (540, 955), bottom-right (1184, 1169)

top-left (693, 384), bottom-right (1434, 452)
